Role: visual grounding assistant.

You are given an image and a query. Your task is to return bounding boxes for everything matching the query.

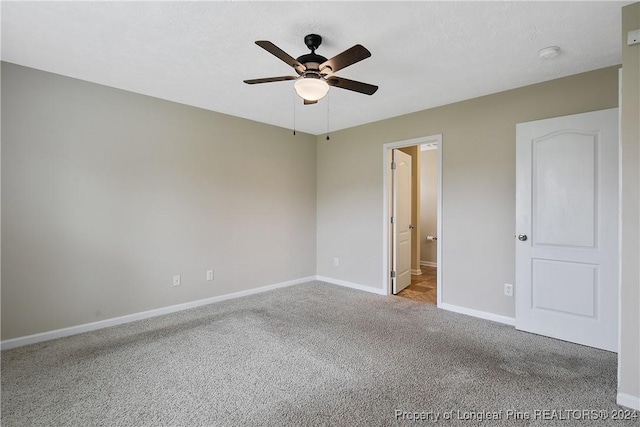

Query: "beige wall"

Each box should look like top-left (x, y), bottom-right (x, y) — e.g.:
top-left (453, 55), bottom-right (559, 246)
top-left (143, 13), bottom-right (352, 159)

top-left (398, 145), bottom-right (421, 272)
top-left (420, 149), bottom-right (438, 265)
top-left (316, 66), bottom-right (619, 317)
top-left (619, 2), bottom-right (640, 406)
top-left (1, 62), bottom-right (317, 339)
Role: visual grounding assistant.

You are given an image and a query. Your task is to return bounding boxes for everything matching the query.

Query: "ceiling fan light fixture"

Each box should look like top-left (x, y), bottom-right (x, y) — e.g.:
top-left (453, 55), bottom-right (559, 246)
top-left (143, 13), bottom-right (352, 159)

top-left (294, 76), bottom-right (329, 101)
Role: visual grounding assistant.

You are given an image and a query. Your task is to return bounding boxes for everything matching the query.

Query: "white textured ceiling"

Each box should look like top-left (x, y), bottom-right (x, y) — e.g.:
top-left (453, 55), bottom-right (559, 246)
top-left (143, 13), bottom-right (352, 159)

top-left (1, 1), bottom-right (631, 135)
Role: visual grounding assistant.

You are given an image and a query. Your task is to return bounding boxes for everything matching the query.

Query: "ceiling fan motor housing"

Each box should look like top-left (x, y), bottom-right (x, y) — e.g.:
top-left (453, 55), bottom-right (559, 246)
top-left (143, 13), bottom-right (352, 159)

top-left (297, 34), bottom-right (328, 75)
top-left (296, 56), bottom-right (328, 76)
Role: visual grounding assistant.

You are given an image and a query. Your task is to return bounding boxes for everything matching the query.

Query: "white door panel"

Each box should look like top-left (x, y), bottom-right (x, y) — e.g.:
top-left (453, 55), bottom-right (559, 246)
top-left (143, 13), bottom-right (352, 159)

top-left (533, 131), bottom-right (597, 248)
top-left (516, 108), bottom-right (618, 352)
top-left (531, 259), bottom-right (597, 318)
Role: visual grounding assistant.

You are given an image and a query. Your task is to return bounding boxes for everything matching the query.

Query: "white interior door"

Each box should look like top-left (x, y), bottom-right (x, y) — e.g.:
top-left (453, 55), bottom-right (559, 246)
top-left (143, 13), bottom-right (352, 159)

top-left (393, 149), bottom-right (412, 294)
top-left (515, 108), bottom-right (618, 352)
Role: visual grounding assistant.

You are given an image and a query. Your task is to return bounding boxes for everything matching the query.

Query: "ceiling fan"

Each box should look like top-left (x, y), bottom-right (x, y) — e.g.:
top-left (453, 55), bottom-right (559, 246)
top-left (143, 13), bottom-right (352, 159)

top-left (244, 34), bottom-right (378, 105)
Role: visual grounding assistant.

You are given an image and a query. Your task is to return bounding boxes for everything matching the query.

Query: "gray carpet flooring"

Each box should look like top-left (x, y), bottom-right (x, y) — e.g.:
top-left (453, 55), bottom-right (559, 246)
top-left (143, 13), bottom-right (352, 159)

top-left (2, 282), bottom-right (638, 426)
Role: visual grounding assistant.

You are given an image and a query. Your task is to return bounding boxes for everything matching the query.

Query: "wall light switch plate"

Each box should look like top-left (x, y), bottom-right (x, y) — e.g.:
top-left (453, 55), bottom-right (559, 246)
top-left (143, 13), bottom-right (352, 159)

top-left (206, 270), bottom-right (214, 281)
top-left (628, 29), bottom-right (640, 46)
top-left (173, 275), bottom-right (181, 287)
top-left (333, 257), bottom-right (339, 266)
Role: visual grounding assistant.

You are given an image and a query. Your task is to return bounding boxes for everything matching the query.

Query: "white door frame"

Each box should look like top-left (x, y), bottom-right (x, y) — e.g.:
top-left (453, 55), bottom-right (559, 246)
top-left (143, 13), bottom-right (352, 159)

top-left (382, 134), bottom-right (443, 305)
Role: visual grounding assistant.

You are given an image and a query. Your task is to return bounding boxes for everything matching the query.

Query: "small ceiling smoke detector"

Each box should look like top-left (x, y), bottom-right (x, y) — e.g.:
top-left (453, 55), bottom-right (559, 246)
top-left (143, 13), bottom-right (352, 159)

top-left (537, 46), bottom-right (560, 59)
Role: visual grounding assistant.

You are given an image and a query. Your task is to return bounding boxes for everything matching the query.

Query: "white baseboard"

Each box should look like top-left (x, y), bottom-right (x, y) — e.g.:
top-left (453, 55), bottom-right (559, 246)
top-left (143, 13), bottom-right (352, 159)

top-left (420, 261), bottom-right (437, 268)
top-left (439, 302), bottom-right (516, 326)
top-left (1, 276), bottom-right (315, 350)
top-left (617, 392), bottom-right (640, 411)
top-left (411, 269), bottom-right (423, 276)
top-left (316, 276), bottom-right (387, 296)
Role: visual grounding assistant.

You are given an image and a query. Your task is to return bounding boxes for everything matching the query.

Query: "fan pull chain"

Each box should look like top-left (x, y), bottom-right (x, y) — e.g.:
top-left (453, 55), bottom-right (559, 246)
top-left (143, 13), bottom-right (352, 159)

top-left (293, 88), bottom-right (297, 136)
top-left (325, 92), bottom-right (330, 141)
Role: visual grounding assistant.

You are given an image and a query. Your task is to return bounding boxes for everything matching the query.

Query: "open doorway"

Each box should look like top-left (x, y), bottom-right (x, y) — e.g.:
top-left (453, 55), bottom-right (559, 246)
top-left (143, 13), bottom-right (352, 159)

top-left (382, 135), bottom-right (442, 306)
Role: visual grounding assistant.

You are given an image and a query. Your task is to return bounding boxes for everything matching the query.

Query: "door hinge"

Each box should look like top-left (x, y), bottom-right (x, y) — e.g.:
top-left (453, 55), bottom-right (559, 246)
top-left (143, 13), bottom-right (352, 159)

top-left (391, 161), bottom-right (396, 170)
top-left (390, 271), bottom-right (396, 278)
top-left (391, 216), bottom-right (396, 224)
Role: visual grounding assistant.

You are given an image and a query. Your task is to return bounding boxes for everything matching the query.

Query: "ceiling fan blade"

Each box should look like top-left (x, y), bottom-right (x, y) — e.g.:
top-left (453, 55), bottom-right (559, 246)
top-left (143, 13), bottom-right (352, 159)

top-left (320, 45), bottom-right (371, 74)
top-left (303, 99), bottom-right (318, 105)
top-left (326, 76), bottom-right (378, 95)
top-left (255, 40), bottom-right (304, 70)
top-left (244, 76), bottom-right (298, 84)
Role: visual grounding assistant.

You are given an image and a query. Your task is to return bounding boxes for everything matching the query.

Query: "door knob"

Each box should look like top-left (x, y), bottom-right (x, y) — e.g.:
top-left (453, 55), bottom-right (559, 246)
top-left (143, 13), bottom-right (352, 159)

top-left (409, 224), bottom-right (415, 230)
top-left (518, 234), bottom-right (528, 241)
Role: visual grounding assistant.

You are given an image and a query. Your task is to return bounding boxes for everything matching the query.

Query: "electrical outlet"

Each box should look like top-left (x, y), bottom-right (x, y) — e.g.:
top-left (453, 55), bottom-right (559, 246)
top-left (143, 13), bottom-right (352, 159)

top-left (628, 29), bottom-right (640, 46)
top-left (206, 270), bottom-right (214, 281)
top-left (333, 257), bottom-right (339, 266)
top-left (504, 283), bottom-right (513, 297)
top-left (173, 275), bottom-right (181, 287)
